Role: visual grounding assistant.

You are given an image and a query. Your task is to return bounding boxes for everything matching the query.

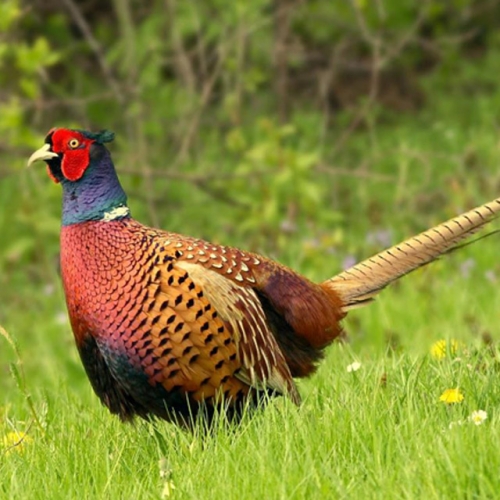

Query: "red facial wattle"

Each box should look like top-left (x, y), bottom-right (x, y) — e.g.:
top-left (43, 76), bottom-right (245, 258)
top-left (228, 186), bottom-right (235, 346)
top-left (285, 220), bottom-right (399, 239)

top-left (61, 147), bottom-right (91, 181)
top-left (49, 129), bottom-right (95, 182)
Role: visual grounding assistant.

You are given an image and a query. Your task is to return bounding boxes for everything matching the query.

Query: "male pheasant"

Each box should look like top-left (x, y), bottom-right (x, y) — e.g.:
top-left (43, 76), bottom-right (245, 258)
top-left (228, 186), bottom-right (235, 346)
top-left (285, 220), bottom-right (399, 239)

top-left (28, 128), bottom-right (500, 426)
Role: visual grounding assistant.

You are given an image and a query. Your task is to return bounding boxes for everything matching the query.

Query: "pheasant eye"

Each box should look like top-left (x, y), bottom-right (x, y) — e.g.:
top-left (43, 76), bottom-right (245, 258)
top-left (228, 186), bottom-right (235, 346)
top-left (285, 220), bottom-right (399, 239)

top-left (68, 138), bottom-right (80, 149)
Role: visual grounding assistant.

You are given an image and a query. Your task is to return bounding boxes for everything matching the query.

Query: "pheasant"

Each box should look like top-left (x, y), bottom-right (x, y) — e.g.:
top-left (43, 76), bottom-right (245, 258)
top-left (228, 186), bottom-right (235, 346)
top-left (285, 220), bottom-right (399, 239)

top-left (28, 128), bottom-right (500, 426)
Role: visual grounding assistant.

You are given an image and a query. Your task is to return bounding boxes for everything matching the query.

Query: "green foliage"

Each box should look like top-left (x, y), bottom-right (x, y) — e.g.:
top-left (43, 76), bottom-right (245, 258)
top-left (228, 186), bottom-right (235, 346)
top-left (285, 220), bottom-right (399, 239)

top-left (223, 119), bottom-right (341, 246)
top-left (0, 0), bottom-right (59, 149)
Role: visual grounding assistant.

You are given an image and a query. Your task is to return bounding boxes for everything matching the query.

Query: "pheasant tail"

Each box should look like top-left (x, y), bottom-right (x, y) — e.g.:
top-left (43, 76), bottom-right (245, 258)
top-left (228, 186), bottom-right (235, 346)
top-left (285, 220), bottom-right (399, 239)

top-left (325, 197), bottom-right (500, 311)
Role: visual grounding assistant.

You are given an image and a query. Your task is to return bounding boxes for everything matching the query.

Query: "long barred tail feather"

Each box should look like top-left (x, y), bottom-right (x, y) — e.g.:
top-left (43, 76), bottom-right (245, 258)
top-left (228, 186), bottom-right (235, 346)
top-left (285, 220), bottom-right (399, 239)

top-left (325, 197), bottom-right (500, 311)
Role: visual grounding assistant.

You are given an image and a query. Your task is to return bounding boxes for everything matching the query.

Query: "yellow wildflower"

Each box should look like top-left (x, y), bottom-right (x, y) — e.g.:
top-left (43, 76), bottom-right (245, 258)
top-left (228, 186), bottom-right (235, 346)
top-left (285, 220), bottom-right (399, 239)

top-left (3, 431), bottom-right (33, 455)
top-left (430, 339), bottom-right (461, 359)
top-left (439, 388), bottom-right (464, 404)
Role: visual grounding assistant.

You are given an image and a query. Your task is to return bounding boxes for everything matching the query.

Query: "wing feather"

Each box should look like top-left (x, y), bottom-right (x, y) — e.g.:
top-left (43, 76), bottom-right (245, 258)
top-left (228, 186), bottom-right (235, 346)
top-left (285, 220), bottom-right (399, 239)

top-left (177, 261), bottom-right (300, 403)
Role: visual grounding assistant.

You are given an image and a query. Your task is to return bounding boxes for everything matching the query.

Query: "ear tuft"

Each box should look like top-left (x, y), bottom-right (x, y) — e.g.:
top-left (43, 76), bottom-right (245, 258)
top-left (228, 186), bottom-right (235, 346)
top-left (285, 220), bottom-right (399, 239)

top-left (81, 129), bottom-right (115, 144)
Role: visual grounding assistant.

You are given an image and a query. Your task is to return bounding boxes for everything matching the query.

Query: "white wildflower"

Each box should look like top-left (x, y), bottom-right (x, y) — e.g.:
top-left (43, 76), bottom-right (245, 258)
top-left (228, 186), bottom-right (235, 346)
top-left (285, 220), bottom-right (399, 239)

top-left (346, 361), bottom-right (361, 373)
top-left (469, 410), bottom-right (487, 426)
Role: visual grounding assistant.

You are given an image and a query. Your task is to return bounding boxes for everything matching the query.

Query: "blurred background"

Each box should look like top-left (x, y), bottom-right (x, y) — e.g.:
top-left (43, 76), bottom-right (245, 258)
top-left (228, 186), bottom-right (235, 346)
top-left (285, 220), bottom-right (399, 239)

top-left (2, 0), bottom-right (500, 407)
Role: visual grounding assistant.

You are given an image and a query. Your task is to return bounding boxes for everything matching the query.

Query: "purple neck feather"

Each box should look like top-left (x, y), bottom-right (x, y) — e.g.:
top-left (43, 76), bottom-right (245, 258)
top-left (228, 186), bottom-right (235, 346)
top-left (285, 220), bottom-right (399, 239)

top-left (61, 147), bottom-right (128, 226)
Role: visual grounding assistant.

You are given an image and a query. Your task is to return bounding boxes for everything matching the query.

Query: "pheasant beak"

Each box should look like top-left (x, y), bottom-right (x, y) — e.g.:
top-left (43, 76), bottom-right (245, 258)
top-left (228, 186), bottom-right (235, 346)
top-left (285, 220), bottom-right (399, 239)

top-left (27, 143), bottom-right (59, 167)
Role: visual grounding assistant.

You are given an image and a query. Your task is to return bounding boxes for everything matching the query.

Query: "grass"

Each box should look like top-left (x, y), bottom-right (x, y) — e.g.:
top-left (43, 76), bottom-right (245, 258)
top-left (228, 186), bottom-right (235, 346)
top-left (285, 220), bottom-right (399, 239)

top-left (2, 285), bottom-right (500, 499)
top-left (2, 55), bottom-right (500, 498)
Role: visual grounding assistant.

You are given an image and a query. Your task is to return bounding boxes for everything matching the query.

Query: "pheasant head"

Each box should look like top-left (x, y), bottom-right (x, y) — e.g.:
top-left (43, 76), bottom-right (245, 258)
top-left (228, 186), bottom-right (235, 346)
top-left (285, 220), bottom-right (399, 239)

top-left (28, 128), bottom-right (128, 225)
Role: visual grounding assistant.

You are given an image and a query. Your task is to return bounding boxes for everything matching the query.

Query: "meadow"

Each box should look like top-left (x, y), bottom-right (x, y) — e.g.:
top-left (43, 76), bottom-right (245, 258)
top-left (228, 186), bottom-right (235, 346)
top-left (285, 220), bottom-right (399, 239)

top-left (2, 4), bottom-right (500, 498)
